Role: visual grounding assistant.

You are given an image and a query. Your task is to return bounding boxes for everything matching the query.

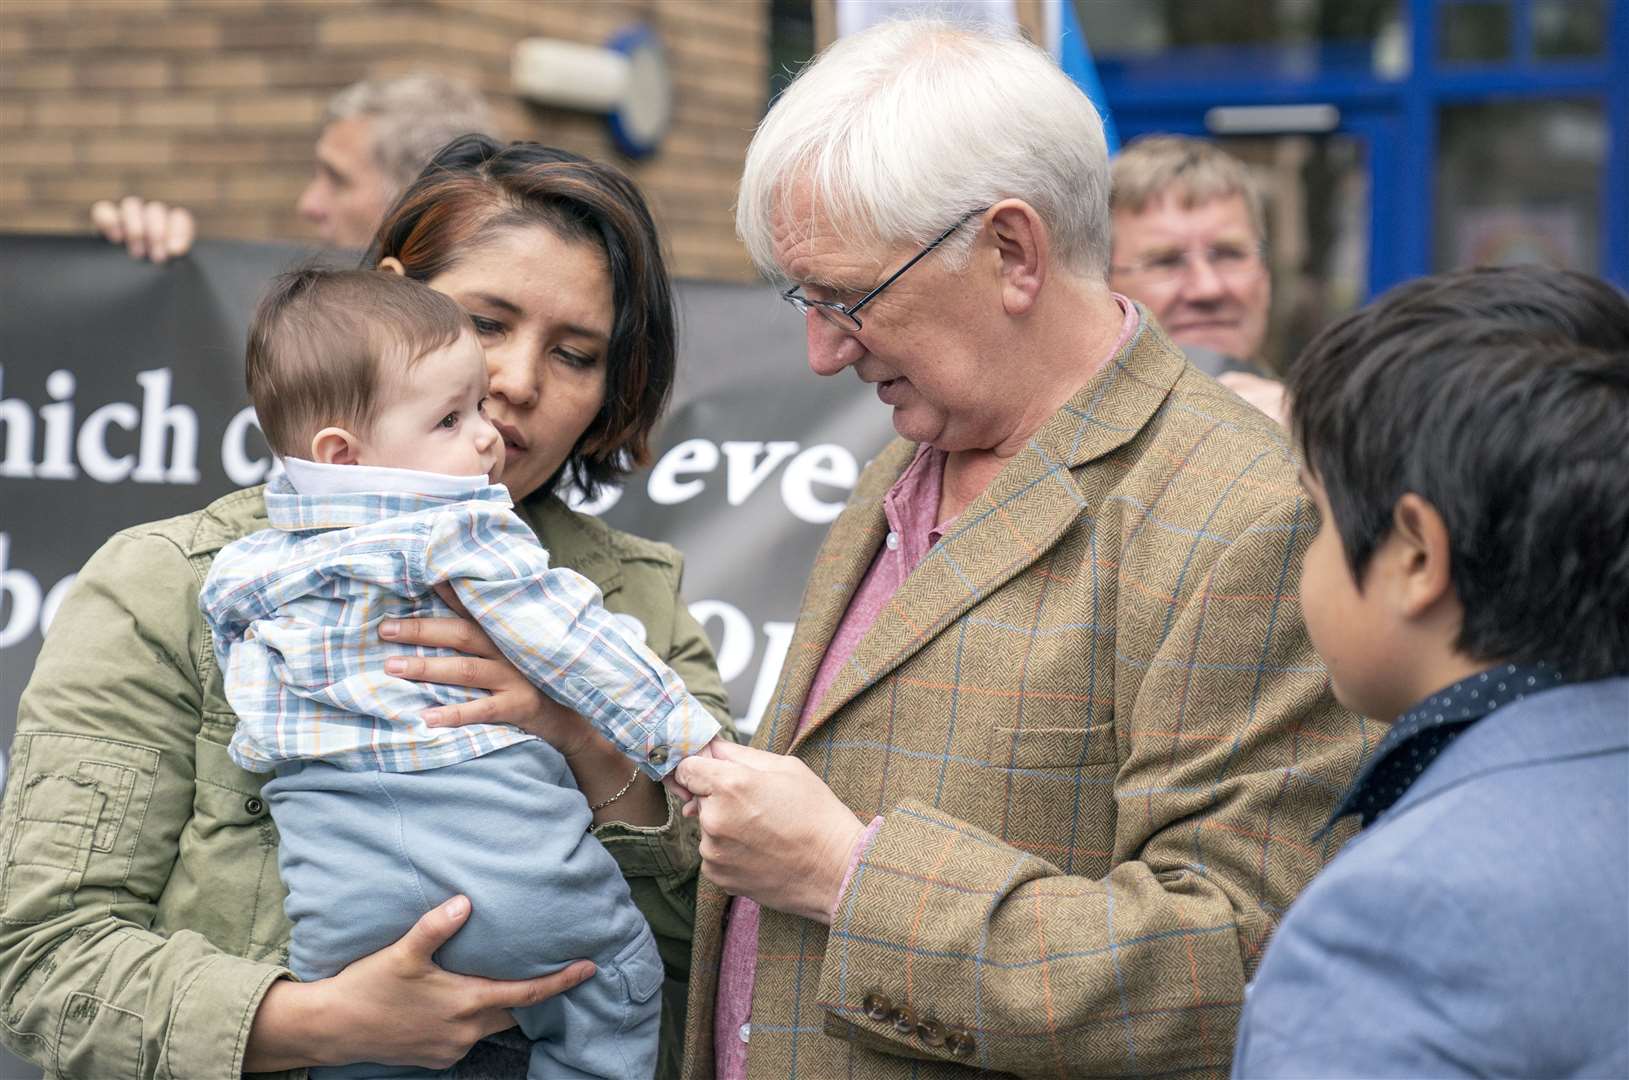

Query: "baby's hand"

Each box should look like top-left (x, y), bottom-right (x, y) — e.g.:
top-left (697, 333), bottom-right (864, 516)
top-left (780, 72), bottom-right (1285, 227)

top-left (660, 736), bottom-right (723, 807)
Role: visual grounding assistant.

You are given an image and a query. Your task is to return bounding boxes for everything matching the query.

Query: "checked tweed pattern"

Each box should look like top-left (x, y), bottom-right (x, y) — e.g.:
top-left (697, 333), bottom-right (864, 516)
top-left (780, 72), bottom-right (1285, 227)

top-left (683, 316), bottom-right (1371, 1079)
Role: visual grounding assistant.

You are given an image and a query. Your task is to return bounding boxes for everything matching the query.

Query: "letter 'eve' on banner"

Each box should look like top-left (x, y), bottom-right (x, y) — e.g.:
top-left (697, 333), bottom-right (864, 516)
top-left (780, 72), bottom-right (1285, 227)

top-left (0, 236), bottom-right (896, 771)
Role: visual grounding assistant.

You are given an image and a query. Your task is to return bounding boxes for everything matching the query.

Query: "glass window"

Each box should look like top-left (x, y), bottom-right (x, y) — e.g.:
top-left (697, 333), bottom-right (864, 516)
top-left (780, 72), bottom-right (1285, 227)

top-left (1438, 0), bottom-right (1512, 62)
top-left (1533, 0), bottom-right (1609, 59)
top-left (1435, 99), bottom-right (1606, 274)
top-left (767, 0), bottom-right (815, 108)
top-left (1075, 0), bottom-right (1408, 81)
top-left (1218, 134), bottom-right (1371, 371)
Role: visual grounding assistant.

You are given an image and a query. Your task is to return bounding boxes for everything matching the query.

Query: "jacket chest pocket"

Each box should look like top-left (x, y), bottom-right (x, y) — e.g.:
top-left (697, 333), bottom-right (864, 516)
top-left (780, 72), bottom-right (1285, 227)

top-left (976, 719), bottom-right (1120, 876)
top-left (986, 719), bottom-right (1120, 770)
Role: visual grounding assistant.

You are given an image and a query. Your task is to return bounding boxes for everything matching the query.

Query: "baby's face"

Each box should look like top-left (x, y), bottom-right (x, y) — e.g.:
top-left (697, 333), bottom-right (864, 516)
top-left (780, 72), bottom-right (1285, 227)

top-left (357, 330), bottom-right (504, 481)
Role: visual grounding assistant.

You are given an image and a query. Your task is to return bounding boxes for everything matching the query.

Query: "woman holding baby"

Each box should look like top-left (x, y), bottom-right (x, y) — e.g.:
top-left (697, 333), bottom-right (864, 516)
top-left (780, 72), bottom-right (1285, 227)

top-left (0, 136), bottom-right (725, 1079)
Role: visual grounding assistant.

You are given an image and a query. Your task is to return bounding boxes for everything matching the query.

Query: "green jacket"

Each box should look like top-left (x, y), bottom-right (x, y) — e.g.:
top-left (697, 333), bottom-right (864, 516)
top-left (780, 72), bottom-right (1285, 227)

top-left (0, 486), bottom-right (730, 1079)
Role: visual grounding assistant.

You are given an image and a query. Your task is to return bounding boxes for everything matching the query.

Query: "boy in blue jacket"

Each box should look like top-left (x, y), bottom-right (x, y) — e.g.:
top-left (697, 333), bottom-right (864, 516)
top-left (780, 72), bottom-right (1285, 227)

top-left (1232, 265), bottom-right (1629, 1078)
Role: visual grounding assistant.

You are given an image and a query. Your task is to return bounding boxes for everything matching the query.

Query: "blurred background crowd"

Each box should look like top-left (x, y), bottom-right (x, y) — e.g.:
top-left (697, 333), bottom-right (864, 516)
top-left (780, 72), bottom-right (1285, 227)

top-left (2, 0), bottom-right (1624, 325)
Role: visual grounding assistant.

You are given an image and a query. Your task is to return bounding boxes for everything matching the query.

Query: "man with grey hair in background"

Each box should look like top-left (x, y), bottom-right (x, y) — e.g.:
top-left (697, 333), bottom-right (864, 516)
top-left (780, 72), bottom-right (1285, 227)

top-left (91, 72), bottom-right (493, 259)
top-left (672, 17), bottom-right (1363, 1079)
top-left (1110, 135), bottom-right (1288, 423)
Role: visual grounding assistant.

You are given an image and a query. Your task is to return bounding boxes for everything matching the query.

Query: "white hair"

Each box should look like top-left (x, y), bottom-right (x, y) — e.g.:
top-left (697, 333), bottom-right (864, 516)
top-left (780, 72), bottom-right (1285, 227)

top-left (736, 17), bottom-right (1111, 282)
top-left (326, 73), bottom-right (496, 197)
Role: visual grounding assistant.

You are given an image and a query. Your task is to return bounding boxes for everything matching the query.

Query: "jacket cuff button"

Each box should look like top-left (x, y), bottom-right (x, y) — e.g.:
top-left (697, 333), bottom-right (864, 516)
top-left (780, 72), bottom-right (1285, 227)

top-left (862, 991), bottom-right (892, 1022)
top-left (916, 1018), bottom-right (946, 1047)
top-left (945, 1027), bottom-right (976, 1057)
top-left (889, 1004), bottom-right (918, 1035)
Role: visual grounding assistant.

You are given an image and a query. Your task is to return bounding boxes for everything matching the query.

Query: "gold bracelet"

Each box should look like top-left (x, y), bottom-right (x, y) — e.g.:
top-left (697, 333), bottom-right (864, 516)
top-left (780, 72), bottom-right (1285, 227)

top-left (589, 764), bottom-right (644, 812)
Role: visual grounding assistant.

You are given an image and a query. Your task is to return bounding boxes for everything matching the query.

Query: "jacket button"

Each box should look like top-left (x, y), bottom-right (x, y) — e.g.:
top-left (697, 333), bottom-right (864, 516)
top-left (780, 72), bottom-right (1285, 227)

top-left (862, 991), bottom-right (892, 1022)
top-left (916, 1018), bottom-right (946, 1047)
top-left (648, 745), bottom-right (671, 766)
top-left (244, 797), bottom-right (265, 816)
top-left (890, 1004), bottom-right (918, 1035)
top-left (945, 1027), bottom-right (976, 1057)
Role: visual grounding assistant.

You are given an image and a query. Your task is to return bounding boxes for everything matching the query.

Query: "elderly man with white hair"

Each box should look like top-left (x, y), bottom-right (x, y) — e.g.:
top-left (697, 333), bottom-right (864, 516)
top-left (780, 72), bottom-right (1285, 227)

top-left (673, 18), bottom-right (1366, 1080)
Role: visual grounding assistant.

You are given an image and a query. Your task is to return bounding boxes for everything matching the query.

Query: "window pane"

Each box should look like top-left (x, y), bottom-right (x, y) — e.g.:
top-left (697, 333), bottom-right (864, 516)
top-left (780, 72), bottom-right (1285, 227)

top-left (1438, 0), bottom-right (1512, 62)
top-left (1219, 134), bottom-right (1371, 371)
top-left (1435, 100), bottom-right (1606, 273)
top-left (768, 0), bottom-right (815, 107)
top-left (1533, 0), bottom-right (1608, 59)
top-left (1077, 0), bottom-right (1408, 80)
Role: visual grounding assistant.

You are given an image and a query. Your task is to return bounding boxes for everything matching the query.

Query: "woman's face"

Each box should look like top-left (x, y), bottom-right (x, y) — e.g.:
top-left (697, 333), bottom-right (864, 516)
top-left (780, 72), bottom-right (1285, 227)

top-left (422, 224), bottom-right (613, 503)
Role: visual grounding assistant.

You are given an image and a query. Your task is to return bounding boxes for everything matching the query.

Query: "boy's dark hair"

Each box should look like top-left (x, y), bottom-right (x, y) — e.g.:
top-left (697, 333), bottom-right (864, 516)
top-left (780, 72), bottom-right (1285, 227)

top-left (247, 268), bottom-right (470, 459)
top-left (1288, 264), bottom-right (1629, 680)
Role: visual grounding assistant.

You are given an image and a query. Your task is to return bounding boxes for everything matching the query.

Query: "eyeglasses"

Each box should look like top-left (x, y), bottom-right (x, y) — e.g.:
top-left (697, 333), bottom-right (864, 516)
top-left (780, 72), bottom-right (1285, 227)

top-left (1109, 243), bottom-right (1264, 287)
top-left (781, 207), bottom-right (989, 333)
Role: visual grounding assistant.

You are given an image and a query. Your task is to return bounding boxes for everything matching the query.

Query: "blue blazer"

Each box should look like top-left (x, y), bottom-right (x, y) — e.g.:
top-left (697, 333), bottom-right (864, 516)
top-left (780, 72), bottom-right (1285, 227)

top-left (1233, 677), bottom-right (1629, 1078)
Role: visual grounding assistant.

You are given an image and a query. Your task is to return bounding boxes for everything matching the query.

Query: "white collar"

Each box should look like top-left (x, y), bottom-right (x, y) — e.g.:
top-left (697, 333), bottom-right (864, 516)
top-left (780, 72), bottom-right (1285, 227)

top-left (280, 456), bottom-right (492, 498)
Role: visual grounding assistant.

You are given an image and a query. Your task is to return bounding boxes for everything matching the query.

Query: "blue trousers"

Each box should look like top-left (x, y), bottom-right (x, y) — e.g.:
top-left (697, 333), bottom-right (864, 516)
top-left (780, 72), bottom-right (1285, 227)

top-left (263, 740), bottom-right (662, 1080)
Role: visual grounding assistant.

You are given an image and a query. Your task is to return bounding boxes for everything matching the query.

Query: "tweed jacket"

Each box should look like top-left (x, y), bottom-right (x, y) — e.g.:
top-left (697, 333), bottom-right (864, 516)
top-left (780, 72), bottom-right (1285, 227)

top-left (683, 317), bottom-right (1369, 1079)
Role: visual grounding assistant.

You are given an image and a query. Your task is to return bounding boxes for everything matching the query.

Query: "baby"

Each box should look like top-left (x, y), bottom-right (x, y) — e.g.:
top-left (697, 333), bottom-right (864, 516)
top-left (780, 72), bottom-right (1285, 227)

top-left (201, 268), bottom-right (722, 1080)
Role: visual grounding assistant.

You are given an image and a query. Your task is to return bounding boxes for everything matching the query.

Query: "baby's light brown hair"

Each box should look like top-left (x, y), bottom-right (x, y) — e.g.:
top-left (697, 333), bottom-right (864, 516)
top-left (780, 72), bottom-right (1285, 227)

top-left (246, 268), bottom-right (471, 459)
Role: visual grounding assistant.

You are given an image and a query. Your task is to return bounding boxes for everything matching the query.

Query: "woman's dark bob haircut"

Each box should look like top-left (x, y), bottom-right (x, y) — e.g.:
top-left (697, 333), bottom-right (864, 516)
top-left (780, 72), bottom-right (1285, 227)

top-left (369, 134), bottom-right (676, 499)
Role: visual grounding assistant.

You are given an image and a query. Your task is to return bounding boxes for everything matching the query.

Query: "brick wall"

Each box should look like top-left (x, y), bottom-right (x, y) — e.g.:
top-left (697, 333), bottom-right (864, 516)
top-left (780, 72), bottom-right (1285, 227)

top-left (0, 0), bottom-right (769, 281)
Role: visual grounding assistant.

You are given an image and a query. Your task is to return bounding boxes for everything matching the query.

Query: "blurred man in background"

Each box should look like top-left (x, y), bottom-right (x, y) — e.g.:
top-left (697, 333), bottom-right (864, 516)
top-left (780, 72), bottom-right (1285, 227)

top-left (91, 72), bottom-right (494, 260)
top-left (1110, 134), bottom-right (1287, 423)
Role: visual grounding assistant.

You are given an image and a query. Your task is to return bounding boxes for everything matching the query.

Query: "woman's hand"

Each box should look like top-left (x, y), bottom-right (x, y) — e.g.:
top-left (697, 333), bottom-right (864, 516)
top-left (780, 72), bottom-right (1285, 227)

top-left (379, 599), bottom-right (667, 825)
top-left (245, 895), bottom-right (594, 1072)
top-left (379, 593), bottom-right (599, 759)
top-left (675, 740), bottom-right (865, 925)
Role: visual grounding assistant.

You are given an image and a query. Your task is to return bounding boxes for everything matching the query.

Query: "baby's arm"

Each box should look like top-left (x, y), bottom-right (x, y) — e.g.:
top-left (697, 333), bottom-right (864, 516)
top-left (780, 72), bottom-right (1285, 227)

top-left (422, 504), bottom-right (722, 778)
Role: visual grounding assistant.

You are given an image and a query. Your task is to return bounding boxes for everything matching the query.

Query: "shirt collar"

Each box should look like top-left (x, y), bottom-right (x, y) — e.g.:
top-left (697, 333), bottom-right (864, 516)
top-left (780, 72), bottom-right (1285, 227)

top-left (1329, 661), bottom-right (1566, 830)
top-left (267, 460), bottom-right (511, 532)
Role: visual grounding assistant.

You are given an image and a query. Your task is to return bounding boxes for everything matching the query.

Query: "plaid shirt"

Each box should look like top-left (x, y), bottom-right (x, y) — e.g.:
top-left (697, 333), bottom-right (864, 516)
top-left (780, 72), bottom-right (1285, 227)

top-left (201, 474), bottom-right (720, 777)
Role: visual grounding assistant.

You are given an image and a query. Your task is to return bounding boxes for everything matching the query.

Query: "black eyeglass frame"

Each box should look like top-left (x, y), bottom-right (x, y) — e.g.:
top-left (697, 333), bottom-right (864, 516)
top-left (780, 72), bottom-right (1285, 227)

top-left (780, 206), bottom-right (990, 333)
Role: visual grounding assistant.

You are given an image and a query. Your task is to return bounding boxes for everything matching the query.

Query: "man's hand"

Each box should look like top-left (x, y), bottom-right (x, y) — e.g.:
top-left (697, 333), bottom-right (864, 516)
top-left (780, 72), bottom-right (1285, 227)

top-left (676, 740), bottom-right (865, 924)
top-left (90, 196), bottom-right (196, 263)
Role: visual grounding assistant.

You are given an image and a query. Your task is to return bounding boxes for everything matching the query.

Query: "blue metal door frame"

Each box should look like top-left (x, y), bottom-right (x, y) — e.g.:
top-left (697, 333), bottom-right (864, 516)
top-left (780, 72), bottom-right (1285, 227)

top-left (1071, 0), bottom-right (1628, 294)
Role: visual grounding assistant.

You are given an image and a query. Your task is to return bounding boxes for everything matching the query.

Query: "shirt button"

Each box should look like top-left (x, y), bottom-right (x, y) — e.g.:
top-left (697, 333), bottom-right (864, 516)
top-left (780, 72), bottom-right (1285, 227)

top-left (738, 1023), bottom-right (751, 1044)
top-left (647, 745), bottom-right (670, 766)
top-left (885, 531), bottom-right (900, 551)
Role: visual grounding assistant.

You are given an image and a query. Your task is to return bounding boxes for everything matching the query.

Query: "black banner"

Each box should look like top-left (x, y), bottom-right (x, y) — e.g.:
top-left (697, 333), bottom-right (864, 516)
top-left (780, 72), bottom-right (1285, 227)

top-left (0, 235), bottom-right (897, 793)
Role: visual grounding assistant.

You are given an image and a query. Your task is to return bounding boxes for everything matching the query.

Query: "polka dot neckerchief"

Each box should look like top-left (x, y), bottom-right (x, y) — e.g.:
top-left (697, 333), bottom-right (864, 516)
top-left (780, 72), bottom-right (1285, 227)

top-left (1328, 663), bottom-right (1565, 831)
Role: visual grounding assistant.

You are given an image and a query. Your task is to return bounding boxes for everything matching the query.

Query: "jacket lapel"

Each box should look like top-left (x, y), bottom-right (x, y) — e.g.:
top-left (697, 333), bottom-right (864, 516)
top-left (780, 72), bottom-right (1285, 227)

top-left (791, 316), bottom-right (1184, 752)
top-left (756, 441), bottom-right (916, 754)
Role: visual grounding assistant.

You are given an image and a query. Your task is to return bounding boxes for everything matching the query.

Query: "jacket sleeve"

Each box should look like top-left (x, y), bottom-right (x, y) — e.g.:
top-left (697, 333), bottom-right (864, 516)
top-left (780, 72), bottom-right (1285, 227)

top-left (1231, 854), bottom-right (1485, 1079)
top-left (662, 577), bottom-right (734, 737)
top-left (0, 530), bottom-right (292, 1080)
top-left (423, 506), bottom-right (721, 779)
top-left (816, 494), bottom-right (1363, 1077)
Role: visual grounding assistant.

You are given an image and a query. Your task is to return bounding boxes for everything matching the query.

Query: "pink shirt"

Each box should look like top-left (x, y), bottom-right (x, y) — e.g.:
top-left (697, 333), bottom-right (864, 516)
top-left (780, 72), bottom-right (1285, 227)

top-left (714, 298), bottom-right (1139, 1075)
